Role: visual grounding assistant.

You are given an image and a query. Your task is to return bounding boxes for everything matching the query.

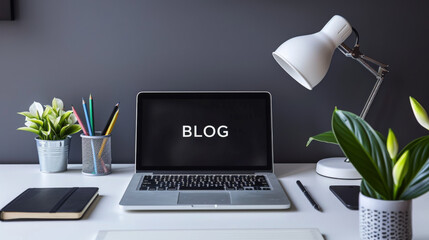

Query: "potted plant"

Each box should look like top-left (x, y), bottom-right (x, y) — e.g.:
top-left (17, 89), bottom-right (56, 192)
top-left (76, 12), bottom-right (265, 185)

top-left (307, 97), bottom-right (429, 240)
top-left (17, 98), bottom-right (81, 173)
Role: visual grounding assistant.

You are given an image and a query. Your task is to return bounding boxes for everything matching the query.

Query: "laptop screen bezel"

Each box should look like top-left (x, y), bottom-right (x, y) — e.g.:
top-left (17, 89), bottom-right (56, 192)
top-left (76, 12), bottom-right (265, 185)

top-left (135, 91), bottom-right (274, 171)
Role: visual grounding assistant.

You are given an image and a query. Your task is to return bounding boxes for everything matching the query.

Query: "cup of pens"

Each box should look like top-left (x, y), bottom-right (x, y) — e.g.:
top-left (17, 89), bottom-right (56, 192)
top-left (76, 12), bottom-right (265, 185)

top-left (72, 94), bottom-right (119, 176)
top-left (81, 132), bottom-right (112, 175)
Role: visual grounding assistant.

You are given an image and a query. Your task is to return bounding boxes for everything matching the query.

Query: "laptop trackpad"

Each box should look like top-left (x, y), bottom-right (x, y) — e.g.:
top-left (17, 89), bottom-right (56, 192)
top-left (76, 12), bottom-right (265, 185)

top-left (178, 192), bottom-right (231, 205)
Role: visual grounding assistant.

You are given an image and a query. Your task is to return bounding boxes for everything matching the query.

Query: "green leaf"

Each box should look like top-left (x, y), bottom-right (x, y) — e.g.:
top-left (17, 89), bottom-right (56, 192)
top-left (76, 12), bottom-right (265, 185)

top-left (25, 121), bottom-right (39, 130)
top-left (332, 109), bottom-right (393, 199)
top-left (48, 116), bottom-right (55, 129)
top-left (28, 118), bottom-right (44, 126)
top-left (17, 127), bottom-right (40, 135)
top-left (54, 116), bottom-right (61, 127)
top-left (306, 131), bottom-right (338, 147)
top-left (60, 124), bottom-right (81, 138)
top-left (361, 179), bottom-right (383, 199)
top-left (42, 105), bottom-right (52, 118)
top-left (41, 119), bottom-right (47, 131)
top-left (393, 151), bottom-right (409, 199)
top-left (307, 130), bottom-right (387, 147)
top-left (66, 124), bottom-right (81, 136)
top-left (52, 107), bottom-right (58, 116)
top-left (47, 117), bottom-right (59, 137)
top-left (59, 111), bottom-right (73, 127)
top-left (54, 116), bottom-right (61, 133)
top-left (59, 124), bottom-right (70, 137)
top-left (360, 180), bottom-right (370, 197)
top-left (398, 135), bottom-right (429, 199)
top-left (41, 120), bottom-right (52, 137)
top-left (18, 111), bottom-right (36, 119)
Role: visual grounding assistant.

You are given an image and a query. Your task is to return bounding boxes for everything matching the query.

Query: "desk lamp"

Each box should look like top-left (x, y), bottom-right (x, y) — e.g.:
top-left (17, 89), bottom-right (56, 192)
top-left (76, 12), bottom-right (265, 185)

top-left (272, 15), bottom-right (389, 179)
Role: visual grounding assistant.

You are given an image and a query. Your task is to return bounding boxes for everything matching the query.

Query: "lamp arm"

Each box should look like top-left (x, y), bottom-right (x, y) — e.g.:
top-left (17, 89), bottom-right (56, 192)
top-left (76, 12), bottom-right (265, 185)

top-left (359, 69), bottom-right (384, 119)
top-left (337, 42), bottom-right (389, 119)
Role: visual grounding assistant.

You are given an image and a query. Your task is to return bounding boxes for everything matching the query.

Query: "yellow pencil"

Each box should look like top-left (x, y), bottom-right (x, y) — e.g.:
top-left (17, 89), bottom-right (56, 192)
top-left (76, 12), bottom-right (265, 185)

top-left (98, 109), bottom-right (119, 159)
top-left (105, 109), bottom-right (119, 135)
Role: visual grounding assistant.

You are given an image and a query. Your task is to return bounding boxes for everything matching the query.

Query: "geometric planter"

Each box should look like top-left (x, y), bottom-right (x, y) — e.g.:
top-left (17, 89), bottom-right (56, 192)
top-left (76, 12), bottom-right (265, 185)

top-left (359, 193), bottom-right (412, 240)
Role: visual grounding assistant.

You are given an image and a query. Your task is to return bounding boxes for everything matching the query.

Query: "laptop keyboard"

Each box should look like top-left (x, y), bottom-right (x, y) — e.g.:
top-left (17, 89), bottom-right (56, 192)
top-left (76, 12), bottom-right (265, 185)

top-left (139, 175), bottom-right (271, 191)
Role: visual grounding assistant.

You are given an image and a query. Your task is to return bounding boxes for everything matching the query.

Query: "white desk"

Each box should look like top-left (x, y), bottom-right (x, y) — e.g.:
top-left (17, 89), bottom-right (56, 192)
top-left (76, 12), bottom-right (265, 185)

top-left (0, 164), bottom-right (428, 240)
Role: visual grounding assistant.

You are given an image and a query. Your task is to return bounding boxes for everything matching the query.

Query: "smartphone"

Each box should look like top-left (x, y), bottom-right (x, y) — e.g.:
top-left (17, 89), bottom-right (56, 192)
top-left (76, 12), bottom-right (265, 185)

top-left (329, 185), bottom-right (360, 210)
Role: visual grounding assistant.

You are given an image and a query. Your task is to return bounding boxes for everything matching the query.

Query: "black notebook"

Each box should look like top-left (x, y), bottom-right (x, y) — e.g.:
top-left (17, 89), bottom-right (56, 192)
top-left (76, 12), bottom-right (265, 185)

top-left (0, 187), bottom-right (99, 221)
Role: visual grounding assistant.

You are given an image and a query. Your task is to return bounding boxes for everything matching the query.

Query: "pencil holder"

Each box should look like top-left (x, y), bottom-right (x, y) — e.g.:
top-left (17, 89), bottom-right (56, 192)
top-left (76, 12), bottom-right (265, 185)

top-left (81, 132), bottom-right (112, 176)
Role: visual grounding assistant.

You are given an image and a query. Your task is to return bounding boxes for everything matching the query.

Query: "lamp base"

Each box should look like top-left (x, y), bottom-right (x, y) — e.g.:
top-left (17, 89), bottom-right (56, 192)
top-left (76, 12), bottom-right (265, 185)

top-left (316, 157), bottom-right (361, 179)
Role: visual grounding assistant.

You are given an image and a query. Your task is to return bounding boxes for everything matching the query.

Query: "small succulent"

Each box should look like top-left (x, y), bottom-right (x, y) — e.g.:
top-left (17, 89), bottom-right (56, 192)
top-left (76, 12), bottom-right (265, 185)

top-left (17, 98), bottom-right (81, 140)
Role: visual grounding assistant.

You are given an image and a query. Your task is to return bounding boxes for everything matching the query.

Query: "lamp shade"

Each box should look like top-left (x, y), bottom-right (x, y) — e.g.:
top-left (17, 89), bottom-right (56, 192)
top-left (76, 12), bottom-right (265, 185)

top-left (272, 15), bottom-right (352, 90)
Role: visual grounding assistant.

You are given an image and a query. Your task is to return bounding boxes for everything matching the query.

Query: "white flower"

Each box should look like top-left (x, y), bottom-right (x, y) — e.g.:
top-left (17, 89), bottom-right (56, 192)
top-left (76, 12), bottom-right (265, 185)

top-left (68, 113), bottom-right (77, 124)
top-left (29, 102), bottom-right (44, 118)
top-left (52, 98), bottom-right (64, 110)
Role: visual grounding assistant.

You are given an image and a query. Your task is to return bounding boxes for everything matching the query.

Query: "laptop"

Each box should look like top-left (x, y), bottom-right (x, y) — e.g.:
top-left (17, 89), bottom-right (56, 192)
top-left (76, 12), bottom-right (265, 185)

top-left (120, 91), bottom-right (290, 210)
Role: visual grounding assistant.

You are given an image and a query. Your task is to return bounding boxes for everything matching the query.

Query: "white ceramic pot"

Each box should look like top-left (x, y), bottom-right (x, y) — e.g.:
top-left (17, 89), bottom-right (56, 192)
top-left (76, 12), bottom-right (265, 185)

top-left (359, 193), bottom-right (412, 240)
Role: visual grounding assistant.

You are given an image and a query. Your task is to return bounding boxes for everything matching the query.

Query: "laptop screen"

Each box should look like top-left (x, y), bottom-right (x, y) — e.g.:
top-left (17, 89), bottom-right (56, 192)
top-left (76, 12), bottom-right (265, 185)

top-left (136, 92), bottom-right (273, 171)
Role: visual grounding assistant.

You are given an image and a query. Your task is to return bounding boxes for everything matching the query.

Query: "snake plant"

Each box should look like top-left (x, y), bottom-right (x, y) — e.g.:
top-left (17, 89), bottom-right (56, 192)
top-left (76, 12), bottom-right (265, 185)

top-left (307, 97), bottom-right (429, 200)
top-left (17, 98), bottom-right (81, 140)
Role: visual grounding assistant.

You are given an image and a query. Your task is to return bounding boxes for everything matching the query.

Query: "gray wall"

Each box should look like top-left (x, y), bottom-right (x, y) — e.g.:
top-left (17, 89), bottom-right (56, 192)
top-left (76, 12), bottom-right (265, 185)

top-left (1, 0), bottom-right (428, 164)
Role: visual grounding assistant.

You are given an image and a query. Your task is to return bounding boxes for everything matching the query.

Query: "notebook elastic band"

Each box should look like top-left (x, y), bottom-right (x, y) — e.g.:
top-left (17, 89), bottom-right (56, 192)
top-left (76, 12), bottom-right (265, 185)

top-left (49, 187), bottom-right (79, 213)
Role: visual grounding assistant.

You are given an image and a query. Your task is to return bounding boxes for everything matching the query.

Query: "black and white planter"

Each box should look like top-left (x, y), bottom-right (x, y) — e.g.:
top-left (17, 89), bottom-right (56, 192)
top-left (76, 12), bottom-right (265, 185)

top-left (359, 193), bottom-right (412, 240)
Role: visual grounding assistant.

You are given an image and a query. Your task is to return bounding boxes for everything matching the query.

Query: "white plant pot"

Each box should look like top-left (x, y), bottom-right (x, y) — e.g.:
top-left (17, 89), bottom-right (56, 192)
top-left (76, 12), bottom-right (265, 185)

top-left (359, 193), bottom-right (412, 240)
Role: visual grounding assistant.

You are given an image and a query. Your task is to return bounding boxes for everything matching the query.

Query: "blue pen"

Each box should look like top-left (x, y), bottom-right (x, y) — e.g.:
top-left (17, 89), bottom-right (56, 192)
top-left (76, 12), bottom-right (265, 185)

top-left (82, 98), bottom-right (98, 174)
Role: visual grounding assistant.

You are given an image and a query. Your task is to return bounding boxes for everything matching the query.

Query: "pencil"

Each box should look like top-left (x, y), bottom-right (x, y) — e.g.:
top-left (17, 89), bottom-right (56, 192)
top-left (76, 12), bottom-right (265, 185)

top-left (101, 103), bottom-right (119, 135)
top-left (89, 94), bottom-right (95, 135)
top-left (71, 105), bottom-right (88, 136)
top-left (97, 109), bottom-right (119, 159)
top-left (90, 140), bottom-right (98, 174)
top-left (83, 98), bottom-right (98, 174)
top-left (82, 98), bottom-right (93, 136)
top-left (105, 108), bottom-right (119, 135)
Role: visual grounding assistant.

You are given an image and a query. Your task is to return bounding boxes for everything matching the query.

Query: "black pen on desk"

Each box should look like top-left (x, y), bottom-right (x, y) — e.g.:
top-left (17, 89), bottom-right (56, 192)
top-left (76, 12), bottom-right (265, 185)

top-left (296, 180), bottom-right (322, 212)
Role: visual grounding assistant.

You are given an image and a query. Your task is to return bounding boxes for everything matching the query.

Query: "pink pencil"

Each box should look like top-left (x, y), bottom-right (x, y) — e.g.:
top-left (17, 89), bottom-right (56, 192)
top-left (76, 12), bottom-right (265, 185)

top-left (72, 105), bottom-right (89, 136)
